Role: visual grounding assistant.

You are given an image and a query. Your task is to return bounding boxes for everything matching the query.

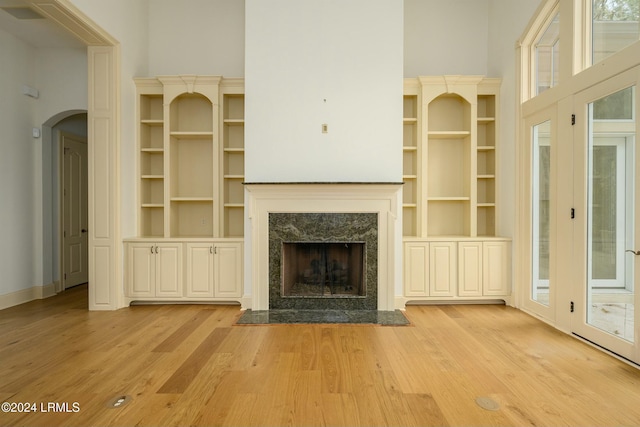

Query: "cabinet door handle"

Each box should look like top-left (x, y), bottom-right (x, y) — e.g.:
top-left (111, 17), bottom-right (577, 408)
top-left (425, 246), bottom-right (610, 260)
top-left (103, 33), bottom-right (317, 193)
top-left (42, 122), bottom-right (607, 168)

top-left (210, 246), bottom-right (213, 254)
top-left (626, 249), bottom-right (640, 256)
top-left (155, 246), bottom-right (159, 254)
top-left (150, 246), bottom-right (154, 254)
top-left (214, 246), bottom-right (217, 255)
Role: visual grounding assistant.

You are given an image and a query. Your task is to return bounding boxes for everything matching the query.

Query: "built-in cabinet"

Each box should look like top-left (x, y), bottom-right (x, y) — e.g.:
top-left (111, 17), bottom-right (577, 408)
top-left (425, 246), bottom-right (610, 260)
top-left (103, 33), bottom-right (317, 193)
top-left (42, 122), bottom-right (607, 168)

top-left (185, 241), bottom-right (243, 298)
top-left (402, 76), bottom-right (511, 303)
top-left (125, 242), bottom-right (183, 298)
top-left (126, 75), bottom-right (245, 302)
top-left (403, 239), bottom-right (510, 300)
top-left (125, 239), bottom-right (242, 301)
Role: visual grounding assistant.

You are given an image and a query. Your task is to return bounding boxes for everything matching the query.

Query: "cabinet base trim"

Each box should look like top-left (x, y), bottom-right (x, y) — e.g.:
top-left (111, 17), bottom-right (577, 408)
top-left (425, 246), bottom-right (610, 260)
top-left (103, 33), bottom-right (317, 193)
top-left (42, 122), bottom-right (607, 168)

top-left (129, 299), bottom-right (242, 306)
top-left (405, 299), bottom-right (507, 305)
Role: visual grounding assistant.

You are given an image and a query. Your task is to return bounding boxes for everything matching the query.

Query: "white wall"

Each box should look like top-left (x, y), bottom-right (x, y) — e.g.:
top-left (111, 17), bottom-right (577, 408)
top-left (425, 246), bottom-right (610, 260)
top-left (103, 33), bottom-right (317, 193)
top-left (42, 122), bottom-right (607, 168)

top-left (487, 0), bottom-right (544, 239)
top-left (147, 0), bottom-right (244, 76)
top-left (0, 29), bottom-right (39, 295)
top-left (35, 48), bottom-right (88, 122)
top-left (404, 0), bottom-right (489, 77)
top-left (245, 0), bottom-right (403, 183)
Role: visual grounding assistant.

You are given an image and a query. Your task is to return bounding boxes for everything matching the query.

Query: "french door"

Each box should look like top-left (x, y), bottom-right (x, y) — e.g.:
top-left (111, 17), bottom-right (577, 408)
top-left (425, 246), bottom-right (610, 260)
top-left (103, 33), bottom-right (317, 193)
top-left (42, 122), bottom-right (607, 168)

top-left (573, 69), bottom-right (639, 364)
top-left (524, 107), bottom-right (557, 321)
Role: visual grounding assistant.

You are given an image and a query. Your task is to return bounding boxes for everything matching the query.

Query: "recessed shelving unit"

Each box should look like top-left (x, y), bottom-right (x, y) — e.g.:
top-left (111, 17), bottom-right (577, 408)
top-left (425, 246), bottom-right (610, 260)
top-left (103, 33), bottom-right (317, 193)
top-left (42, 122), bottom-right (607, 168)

top-left (476, 92), bottom-right (497, 236)
top-left (128, 76), bottom-right (245, 305)
top-left (402, 76), bottom-right (501, 239)
top-left (401, 76), bottom-right (510, 304)
top-left (168, 92), bottom-right (215, 238)
top-left (403, 93), bottom-right (419, 237)
top-left (426, 92), bottom-right (471, 237)
top-left (135, 75), bottom-right (245, 240)
top-left (221, 92), bottom-right (245, 238)
top-left (138, 89), bottom-right (165, 238)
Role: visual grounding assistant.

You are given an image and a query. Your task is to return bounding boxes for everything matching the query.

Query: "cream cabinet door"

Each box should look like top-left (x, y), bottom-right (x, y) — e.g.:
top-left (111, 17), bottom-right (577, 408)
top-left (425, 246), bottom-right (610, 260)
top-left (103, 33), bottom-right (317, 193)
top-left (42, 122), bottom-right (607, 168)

top-left (186, 243), bottom-right (215, 297)
top-left (483, 241), bottom-right (510, 296)
top-left (458, 242), bottom-right (483, 297)
top-left (126, 243), bottom-right (155, 297)
top-left (214, 243), bottom-right (242, 298)
top-left (429, 242), bottom-right (456, 297)
top-left (404, 242), bottom-right (430, 296)
top-left (155, 243), bottom-right (183, 298)
top-left (125, 242), bottom-right (182, 298)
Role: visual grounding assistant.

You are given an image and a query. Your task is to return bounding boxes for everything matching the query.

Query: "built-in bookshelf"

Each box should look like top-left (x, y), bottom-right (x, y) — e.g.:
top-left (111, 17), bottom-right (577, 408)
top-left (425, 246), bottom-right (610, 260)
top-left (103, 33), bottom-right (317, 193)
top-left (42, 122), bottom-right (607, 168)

top-left (426, 93), bottom-right (472, 237)
top-left (403, 76), bottom-right (500, 238)
top-left (402, 92), bottom-right (419, 237)
top-left (476, 91), bottom-right (497, 236)
top-left (138, 83), bottom-right (165, 238)
top-left (402, 76), bottom-right (510, 304)
top-left (135, 75), bottom-right (244, 239)
top-left (169, 93), bottom-right (215, 237)
top-left (221, 92), bottom-right (245, 237)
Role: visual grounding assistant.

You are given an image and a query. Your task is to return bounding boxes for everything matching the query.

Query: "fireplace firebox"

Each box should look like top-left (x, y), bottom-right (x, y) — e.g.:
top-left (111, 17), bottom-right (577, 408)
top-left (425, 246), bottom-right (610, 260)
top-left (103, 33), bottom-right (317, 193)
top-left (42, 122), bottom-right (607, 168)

top-left (269, 212), bottom-right (378, 310)
top-left (282, 242), bottom-right (365, 297)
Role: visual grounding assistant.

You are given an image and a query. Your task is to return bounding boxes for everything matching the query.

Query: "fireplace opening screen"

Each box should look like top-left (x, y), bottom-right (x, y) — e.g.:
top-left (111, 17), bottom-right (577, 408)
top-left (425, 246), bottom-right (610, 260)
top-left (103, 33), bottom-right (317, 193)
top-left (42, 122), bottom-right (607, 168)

top-left (282, 242), bottom-right (366, 297)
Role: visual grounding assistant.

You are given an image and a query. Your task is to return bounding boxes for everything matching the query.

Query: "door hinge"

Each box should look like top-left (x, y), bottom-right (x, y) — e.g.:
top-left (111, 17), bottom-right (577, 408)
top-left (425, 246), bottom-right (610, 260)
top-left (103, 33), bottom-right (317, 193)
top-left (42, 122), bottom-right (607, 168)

top-left (571, 114), bottom-right (576, 125)
top-left (570, 208), bottom-right (575, 219)
top-left (570, 301), bottom-right (574, 313)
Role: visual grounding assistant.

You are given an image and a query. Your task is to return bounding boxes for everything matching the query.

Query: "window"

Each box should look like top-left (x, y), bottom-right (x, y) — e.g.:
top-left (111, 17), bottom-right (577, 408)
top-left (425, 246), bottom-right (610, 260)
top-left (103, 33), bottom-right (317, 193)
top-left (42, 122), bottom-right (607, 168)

top-left (532, 120), bottom-right (552, 305)
top-left (591, 0), bottom-right (640, 64)
top-left (593, 85), bottom-right (634, 119)
top-left (535, 12), bottom-right (560, 95)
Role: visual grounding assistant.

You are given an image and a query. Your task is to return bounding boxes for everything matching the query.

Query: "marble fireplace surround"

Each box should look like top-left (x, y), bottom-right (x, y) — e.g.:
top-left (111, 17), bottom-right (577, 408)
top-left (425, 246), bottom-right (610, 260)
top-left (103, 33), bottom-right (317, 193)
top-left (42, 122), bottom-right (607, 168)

top-left (270, 212), bottom-right (377, 310)
top-left (245, 183), bottom-right (402, 311)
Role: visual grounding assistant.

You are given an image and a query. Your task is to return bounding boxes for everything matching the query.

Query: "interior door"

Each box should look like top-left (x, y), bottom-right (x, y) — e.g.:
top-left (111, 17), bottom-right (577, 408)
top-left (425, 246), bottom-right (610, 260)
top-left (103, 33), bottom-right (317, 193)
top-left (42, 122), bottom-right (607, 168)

top-left (62, 132), bottom-right (88, 289)
top-left (573, 71), bottom-right (638, 364)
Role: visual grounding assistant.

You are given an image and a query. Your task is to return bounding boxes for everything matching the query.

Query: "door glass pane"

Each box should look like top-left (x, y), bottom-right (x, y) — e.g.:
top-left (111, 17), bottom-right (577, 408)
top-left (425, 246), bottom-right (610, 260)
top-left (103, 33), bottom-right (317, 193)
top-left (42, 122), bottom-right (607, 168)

top-left (533, 120), bottom-right (551, 305)
top-left (592, 0), bottom-right (640, 65)
top-left (587, 86), bottom-right (635, 342)
top-left (536, 12), bottom-right (560, 95)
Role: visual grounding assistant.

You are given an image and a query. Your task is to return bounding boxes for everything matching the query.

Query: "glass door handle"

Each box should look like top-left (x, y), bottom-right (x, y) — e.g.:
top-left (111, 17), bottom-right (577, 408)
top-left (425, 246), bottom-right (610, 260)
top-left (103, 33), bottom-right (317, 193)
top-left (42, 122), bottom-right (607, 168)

top-left (626, 250), bottom-right (640, 256)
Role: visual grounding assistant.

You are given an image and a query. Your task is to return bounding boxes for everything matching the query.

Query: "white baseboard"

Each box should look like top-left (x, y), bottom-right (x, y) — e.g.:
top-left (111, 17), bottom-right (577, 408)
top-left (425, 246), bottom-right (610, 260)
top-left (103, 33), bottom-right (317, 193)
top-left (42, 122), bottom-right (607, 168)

top-left (0, 283), bottom-right (57, 310)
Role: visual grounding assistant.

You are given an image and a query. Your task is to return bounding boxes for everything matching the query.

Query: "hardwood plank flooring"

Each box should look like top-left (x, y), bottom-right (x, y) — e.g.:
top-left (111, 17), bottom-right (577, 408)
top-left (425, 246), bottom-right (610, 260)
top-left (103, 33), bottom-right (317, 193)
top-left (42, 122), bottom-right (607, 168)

top-left (1, 284), bottom-right (639, 426)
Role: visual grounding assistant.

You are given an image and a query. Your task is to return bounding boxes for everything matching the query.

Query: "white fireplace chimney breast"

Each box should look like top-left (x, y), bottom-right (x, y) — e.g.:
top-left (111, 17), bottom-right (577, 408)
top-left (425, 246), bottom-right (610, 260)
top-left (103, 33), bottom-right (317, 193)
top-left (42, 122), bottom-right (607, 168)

top-left (245, 0), bottom-right (403, 183)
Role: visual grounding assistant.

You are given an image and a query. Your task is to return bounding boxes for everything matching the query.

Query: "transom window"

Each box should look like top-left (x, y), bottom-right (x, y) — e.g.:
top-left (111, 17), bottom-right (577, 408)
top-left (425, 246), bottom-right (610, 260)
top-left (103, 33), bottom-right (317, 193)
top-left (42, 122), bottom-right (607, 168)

top-left (591, 0), bottom-right (640, 64)
top-left (535, 12), bottom-right (560, 95)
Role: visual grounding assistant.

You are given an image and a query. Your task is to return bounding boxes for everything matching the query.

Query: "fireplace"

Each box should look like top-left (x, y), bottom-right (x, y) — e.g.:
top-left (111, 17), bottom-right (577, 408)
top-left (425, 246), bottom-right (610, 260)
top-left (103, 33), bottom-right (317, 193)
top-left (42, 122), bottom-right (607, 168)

top-left (244, 183), bottom-right (402, 311)
top-left (282, 241), bottom-right (366, 297)
top-left (269, 212), bottom-right (377, 310)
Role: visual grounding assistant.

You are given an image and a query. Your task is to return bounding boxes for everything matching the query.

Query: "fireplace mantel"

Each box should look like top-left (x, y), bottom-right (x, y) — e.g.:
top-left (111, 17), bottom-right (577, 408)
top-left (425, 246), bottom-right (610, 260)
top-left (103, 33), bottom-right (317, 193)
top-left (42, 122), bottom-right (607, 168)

top-left (245, 183), bottom-right (402, 311)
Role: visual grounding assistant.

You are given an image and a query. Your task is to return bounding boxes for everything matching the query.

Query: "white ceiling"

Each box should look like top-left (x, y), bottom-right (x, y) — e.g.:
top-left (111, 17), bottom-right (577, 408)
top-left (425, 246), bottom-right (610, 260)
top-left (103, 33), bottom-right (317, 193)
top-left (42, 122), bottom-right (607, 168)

top-left (0, 0), bottom-right (84, 48)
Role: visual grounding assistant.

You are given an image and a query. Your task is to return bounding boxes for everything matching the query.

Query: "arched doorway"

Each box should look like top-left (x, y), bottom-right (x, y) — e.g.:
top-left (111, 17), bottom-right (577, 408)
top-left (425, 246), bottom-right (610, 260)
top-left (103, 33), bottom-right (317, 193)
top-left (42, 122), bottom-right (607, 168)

top-left (42, 111), bottom-right (88, 294)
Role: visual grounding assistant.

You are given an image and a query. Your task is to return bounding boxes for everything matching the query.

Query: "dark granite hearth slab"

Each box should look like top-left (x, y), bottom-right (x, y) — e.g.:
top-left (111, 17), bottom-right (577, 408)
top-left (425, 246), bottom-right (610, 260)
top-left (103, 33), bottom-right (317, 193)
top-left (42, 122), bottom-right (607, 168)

top-left (235, 309), bottom-right (410, 326)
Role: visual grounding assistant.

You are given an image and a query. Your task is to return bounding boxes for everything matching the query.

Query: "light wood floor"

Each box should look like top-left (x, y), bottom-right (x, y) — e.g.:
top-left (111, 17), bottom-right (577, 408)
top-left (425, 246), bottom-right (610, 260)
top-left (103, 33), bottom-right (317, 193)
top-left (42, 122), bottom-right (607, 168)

top-left (1, 285), bottom-right (639, 426)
